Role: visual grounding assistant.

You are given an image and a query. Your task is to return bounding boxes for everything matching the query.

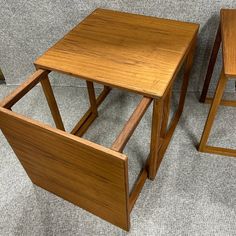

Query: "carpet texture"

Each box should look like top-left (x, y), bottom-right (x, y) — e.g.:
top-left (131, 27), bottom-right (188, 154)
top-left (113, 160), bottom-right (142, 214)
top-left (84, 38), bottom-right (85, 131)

top-left (0, 85), bottom-right (235, 235)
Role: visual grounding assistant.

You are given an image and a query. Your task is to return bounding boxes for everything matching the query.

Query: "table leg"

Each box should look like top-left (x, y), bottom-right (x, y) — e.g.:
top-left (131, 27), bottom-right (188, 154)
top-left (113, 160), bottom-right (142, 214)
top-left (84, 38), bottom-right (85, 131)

top-left (160, 85), bottom-right (172, 138)
top-left (148, 35), bottom-right (197, 180)
top-left (86, 81), bottom-right (98, 116)
top-left (200, 23), bottom-right (221, 103)
top-left (198, 69), bottom-right (227, 151)
top-left (149, 98), bottom-right (163, 180)
top-left (41, 76), bottom-right (65, 131)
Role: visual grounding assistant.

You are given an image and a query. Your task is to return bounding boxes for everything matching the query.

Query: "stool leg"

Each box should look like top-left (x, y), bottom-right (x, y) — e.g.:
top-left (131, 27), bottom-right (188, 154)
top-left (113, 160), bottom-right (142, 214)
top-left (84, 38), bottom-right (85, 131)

top-left (198, 69), bottom-right (228, 152)
top-left (41, 76), bottom-right (65, 131)
top-left (200, 24), bottom-right (222, 103)
top-left (86, 81), bottom-right (98, 116)
top-left (149, 98), bottom-right (163, 180)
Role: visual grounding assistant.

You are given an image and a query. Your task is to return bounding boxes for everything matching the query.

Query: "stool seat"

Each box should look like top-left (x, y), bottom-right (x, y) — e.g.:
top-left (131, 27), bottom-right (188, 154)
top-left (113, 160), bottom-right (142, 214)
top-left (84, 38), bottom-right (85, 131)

top-left (221, 9), bottom-right (236, 77)
top-left (35, 8), bottom-right (198, 98)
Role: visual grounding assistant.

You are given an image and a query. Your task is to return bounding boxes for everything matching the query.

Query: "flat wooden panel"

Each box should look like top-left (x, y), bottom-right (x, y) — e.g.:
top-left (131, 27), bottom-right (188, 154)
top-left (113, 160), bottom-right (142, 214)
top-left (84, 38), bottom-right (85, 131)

top-left (0, 107), bottom-right (129, 230)
top-left (221, 9), bottom-right (236, 77)
top-left (35, 8), bottom-right (199, 98)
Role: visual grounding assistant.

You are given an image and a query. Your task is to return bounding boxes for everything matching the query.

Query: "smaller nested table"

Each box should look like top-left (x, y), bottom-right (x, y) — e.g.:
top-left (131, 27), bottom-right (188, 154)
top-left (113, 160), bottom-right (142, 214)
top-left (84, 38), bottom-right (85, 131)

top-left (199, 9), bottom-right (236, 158)
top-left (0, 9), bottom-right (198, 230)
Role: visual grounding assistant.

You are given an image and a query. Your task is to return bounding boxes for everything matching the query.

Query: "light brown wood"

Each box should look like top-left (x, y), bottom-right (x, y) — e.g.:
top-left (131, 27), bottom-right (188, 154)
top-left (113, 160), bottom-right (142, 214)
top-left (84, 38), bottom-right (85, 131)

top-left (0, 9), bottom-right (199, 230)
top-left (199, 70), bottom-right (228, 151)
top-left (0, 69), bottom-right (49, 108)
top-left (129, 168), bottom-right (147, 213)
top-left (86, 81), bottom-right (98, 115)
top-left (112, 97), bottom-right (152, 152)
top-left (149, 99), bottom-right (163, 180)
top-left (149, 35), bottom-right (197, 178)
top-left (198, 9), bottom-right (236, 158)
top-left (41, 76), bottom-right (65, 131)
top-left (221, 9), bottom-right (236, 77)
top-left (160, 85), bottom-right (172, 137)
top-left (71, 86), bottom-right (111, 136)
top-left (34, 8), bottom-right (199, 98)
top-left (202, 145), bottom-right (236, 158)
top-left (200, 24), bottom-right (222, 103)
top-left (0, 107), bottom-right (130, 230)
top-left (205, 97), bottom-right (236, 107)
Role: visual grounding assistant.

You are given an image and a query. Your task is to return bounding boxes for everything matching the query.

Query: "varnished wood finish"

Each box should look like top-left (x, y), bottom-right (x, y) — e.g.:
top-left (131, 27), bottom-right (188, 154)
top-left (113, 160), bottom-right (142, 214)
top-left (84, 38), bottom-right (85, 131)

top-left (148, 34), bottom-right (197, 180)
top-left (149, 99), bottom-right (163, 180)
top-left (202, 145), bottom-right (236, 158)
top-left (0, 69), bottom-right (49, 108)
top-left (35, 8), bottom-right (199, 98)
top-left (0, 9), bottom-right (199, 231)
top-left (199, 9), bottom-right (236, 158)
top-left (199, 70), bottom-right (228, 151)
top-left (129, 168), bottom-right (147, 212)
top-left (71, 86), bottom-right (111, 136)
top-left (205, 97), bottom-right (236, 107)
top-left (160, 85), bottom-right (172, 137)
top-left (0, 107), bottom-right (130, 230)
top-left (112, 97), bottom-right (152, 152)
top-left (221, 9), bottom-right (236, 77)
top-left (86, 81), bottom-right (98, 115)
top-left (199, 24), bottom-right (222, 103)
top-left (41, 76), bottom-right (65, 131)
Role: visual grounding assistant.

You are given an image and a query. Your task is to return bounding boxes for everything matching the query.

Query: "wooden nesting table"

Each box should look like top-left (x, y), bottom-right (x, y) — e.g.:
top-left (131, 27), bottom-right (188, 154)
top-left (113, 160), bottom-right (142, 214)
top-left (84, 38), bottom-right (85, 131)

top-left (199, 9), bottom-right (236, 157)
top-left (0, 9), bottom-right (199, 230)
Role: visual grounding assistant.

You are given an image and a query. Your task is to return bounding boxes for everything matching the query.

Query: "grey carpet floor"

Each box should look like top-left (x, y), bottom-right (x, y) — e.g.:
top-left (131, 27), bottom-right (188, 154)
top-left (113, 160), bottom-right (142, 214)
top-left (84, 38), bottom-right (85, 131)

top-left (0, 84), bottom-right (235, 236)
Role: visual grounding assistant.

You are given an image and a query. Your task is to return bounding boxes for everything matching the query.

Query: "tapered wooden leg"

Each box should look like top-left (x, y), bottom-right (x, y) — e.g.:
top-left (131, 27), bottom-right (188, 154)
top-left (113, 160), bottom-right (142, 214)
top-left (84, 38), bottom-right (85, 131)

top-left (41, 76), bottom-right (65, 131)
top-left (200, 24), bottom-right (222, 103)
top-left (149, 98), bottom-right (163, 180)
top-left (198, 69), bottom-right (227, 151)
top-left (86, 81), bottom-right (98, 115)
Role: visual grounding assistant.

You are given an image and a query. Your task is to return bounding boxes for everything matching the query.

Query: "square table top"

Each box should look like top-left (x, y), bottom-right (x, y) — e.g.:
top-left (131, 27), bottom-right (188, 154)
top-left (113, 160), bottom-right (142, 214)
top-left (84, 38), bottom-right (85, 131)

top-left (221, 9), bottom-right (236, 77)
top-left (34, 8), bottom-right (199, 98)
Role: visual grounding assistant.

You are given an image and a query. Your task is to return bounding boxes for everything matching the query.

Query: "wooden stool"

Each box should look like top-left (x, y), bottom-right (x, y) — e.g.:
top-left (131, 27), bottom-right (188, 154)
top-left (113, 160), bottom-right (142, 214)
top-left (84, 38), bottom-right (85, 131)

top-left (0, 9), bottom-right (199, 230)
top-left (199, 9), bottom-right (236, 158)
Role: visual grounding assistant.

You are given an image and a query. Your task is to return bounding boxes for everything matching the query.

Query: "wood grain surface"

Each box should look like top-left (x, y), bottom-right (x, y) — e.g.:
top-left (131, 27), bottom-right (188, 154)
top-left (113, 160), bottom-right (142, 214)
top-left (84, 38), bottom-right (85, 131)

top-left (35, 8), bottom-right (199, 98)
top-left (221, 9), bottom-right (236, 77)
top-left (0, 107), bottom-right (130, 230)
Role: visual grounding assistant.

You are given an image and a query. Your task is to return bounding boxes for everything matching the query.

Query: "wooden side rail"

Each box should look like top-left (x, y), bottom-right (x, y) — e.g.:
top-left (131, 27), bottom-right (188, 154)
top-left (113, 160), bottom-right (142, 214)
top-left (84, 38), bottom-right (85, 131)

top-left (41, 76), bottom-right (65, 131)
top-left (71, 86), bottom-right (111, 136)
top-left (204, 97), bottom-right (236, 107)
top-left (129, 168), bottom-right (148, 212)
top-left (111, 97), bottom-right (153, 152)
top-left (0, 69), bottom-right (49, 109)
top-left (111, 96), bottom-right (152, 212)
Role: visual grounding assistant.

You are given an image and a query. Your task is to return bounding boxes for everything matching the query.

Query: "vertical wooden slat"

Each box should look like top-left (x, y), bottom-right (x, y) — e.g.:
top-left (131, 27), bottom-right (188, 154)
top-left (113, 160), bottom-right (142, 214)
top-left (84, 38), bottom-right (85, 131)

top-left (41, 76), bottom-right (65, 131)
top-left (160, 86), bottom-right (172, 138)
top-left (200, 24), bottom-right (222, 103)
top-left (148, 98), bottom-right (163, 180)
top-left (198, 70), bottom-right (228, 151)
top-left (86, 81), bottom-right (98, 115)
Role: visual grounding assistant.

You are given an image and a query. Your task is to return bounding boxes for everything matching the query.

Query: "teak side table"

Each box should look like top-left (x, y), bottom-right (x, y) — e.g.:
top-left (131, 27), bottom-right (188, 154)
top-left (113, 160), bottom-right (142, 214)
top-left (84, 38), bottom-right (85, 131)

top-left (199, 9), bottom-right (236, 158)
top-left (0, 9), bottom-right (199, 230)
